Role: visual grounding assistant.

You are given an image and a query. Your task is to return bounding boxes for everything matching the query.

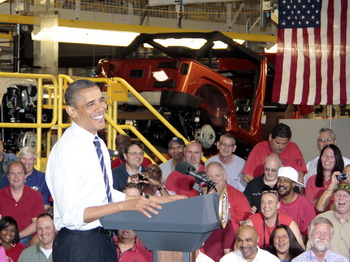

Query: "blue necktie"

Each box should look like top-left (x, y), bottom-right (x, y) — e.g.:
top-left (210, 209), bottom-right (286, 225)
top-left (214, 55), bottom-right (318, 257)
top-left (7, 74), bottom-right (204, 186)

top-left (93, 136), bottom-right (112, 203)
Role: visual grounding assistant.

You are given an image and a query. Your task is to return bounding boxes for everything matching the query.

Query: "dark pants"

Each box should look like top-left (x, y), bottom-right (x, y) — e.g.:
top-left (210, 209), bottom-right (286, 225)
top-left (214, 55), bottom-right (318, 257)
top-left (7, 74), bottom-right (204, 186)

top-left (53, 227), bottom-right (118, 262)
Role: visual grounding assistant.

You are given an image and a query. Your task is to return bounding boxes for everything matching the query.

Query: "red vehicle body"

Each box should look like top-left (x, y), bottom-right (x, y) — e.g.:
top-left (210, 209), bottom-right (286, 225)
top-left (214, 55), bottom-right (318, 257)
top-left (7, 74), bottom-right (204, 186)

top-left (95, 32), bottom-right (284, 156)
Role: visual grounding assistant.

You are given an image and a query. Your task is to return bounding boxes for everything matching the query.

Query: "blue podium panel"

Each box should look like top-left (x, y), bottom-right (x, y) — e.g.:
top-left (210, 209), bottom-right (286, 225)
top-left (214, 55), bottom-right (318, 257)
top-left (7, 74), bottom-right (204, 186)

top-left (100, 193), bottom-right (221, 252)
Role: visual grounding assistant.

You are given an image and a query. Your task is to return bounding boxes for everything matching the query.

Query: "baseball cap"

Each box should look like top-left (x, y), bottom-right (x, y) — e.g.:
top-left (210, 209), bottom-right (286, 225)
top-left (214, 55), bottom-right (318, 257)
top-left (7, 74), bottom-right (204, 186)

top-left (277, 166), bottom-right (305, 187)
top-left (168, 137), bottom-right (185, 148)
top-left (334, 183), bottom-right (350, 195)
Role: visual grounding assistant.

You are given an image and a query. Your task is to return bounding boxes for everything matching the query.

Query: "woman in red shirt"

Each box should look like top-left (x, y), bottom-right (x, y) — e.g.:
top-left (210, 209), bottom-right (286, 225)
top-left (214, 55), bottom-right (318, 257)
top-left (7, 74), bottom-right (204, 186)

top-left (0, 217), bottom-right (26, 262)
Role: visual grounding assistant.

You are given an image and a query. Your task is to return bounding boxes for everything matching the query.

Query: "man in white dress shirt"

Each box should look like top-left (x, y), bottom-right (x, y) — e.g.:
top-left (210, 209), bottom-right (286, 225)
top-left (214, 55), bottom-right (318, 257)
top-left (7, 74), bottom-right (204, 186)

top-left (46, 79), bottom-right (183, 262)
top-left (220, 225), bottom-right (279, 262)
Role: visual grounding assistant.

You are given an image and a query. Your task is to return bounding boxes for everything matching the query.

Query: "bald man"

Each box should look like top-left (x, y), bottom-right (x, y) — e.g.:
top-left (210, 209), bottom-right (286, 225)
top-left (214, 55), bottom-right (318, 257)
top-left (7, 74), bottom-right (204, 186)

top-left (220, 225), bottom-right (279, 262)
top-left (165, 141), bottom-right (204, 197)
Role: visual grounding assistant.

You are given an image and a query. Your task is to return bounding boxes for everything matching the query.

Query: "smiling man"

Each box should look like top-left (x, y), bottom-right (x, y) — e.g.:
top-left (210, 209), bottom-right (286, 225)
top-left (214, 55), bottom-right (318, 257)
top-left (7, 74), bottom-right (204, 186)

top-left (206, 133), bottom-right (246, 191)
top-left (112, 141), bottom-right (147, 191)
top-left (18, 213), bottom-right (55, 262)
top-left (242, 123), bottom-right (306, 184)
top-left (245, 190), bottom-right (305, 250)
top-left (277, 166), bottom-right (316, 237)
top-left (314, 183), bottom-right (350, 258)
top-left (0, 147), bottom-right (51, 211)
top-left (220, 225), bottom-right (279, 262)
top-left (159, 137), bottom-right (185, 183)
top-left (292, 217), bottom-right (348, 262)
top-left (46, 79), bottom-right (183, 262)
top-left (0, 161), bottom-right (44, 246)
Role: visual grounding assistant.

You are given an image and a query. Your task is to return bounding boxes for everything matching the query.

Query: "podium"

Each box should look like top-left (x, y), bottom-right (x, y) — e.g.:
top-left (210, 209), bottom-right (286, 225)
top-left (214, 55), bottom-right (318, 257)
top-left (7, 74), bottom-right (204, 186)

top-left (100, 192), bottom-right (225, 261)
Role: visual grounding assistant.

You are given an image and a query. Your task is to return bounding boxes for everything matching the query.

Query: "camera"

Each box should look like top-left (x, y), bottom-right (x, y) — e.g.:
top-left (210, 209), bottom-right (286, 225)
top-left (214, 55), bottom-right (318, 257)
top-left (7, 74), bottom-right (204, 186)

top-left (137, 173), bottom-right (148, 181)
top-left (336, 173), bottom-right (348, 181)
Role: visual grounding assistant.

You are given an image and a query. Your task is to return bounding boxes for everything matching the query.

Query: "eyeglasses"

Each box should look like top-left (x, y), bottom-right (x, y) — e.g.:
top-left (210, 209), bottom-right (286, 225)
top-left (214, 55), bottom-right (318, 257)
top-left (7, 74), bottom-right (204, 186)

top-left (318, 137), bottom-right (334, 143)
top-left (127, 152), bottom-right (144, 157)
top-left (262, 189), bottom-right (278, 195)
top-left (219, 142), bottom-right (235, 148)
top-left (264, 167), bottom-right (278, 173)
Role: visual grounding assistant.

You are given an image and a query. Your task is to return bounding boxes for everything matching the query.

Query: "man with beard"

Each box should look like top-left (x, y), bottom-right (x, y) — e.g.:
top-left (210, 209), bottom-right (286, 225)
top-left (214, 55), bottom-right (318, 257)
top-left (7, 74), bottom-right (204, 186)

top-left (314, 183), bottom-right (350, 258)
top-left (277, 166), bottom-right (316, 237)
top-left (292, 217), bottom-right (348, 261)
top-left (220, 225), bottom-right (280, 262)
top-left (165, 141), bottom-right (205, 197)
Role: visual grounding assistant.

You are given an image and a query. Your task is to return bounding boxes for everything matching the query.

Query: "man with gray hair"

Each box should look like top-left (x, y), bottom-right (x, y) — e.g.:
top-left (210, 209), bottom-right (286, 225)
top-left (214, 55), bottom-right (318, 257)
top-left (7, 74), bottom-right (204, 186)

top-left (314, 183), bottom-right (350, 258)
top-left (292, 217), bottom-right (348, 261)
top-left (304, 128), bottom-right (350, 184)
top-left (0, 147), bottom-right (51, 211)
top-left (205, 133), bottom-right (246, 192)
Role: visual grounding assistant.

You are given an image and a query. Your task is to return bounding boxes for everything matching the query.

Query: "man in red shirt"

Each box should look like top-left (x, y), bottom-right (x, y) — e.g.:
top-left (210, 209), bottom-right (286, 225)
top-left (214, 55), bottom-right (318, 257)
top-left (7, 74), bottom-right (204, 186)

top-left (0, 161), bottom-right (44, 246)
top-left (242, 123), bottom-right (306, 184)
top-left (114, 230), bottom-right (152, 261)
top-left (165, 141), bottom-right (204, 197)
top-left (245, 190), bottom-right (305, 250)
top-left (277, 166), bottom-right (316, 238)
top-left (206, 161), bottom-right (251, 231)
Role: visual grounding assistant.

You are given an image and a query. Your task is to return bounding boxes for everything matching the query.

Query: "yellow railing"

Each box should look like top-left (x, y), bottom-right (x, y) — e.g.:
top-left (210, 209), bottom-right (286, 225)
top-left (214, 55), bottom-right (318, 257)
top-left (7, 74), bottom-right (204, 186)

top-left (0, 73), bottom-right (207, 171)
top-left (57, 75), bottom-right (202, 163)
top-left (0, 72), bottom-right (59, 170)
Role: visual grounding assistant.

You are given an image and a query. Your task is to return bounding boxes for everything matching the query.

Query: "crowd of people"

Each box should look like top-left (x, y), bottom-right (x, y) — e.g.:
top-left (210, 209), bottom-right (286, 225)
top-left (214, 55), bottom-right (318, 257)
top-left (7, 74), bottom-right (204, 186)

top-left (0, 79), bottom-right (349, 262)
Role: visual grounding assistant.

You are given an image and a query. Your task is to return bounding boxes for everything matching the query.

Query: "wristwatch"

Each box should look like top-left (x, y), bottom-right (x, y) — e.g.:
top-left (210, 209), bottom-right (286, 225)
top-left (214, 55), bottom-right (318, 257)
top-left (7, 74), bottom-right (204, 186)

top-left (158, 184), bottom-right (166, 190)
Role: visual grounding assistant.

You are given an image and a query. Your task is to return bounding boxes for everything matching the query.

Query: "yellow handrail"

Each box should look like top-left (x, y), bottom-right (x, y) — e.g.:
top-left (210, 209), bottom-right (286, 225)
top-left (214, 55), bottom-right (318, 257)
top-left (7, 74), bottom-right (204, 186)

top-left (0, 72), bottom-right (59, 170)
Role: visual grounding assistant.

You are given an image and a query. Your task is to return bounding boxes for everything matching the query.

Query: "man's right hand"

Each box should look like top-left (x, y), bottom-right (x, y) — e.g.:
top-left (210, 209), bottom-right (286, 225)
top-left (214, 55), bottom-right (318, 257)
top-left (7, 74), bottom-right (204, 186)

top-left (123, 197), bottom-right (162, 218)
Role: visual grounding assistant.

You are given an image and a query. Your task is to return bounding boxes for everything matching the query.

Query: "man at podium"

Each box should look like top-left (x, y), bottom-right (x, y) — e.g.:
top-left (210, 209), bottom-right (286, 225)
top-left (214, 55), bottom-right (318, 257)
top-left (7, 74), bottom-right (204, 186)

top-left (46, 80), bottom-right (184, 262)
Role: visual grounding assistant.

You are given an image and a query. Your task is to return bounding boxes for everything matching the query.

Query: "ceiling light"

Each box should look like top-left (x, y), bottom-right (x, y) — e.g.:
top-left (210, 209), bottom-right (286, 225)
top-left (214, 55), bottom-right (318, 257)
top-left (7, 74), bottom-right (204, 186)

top-left (31, 26), bottom-right (139, 46)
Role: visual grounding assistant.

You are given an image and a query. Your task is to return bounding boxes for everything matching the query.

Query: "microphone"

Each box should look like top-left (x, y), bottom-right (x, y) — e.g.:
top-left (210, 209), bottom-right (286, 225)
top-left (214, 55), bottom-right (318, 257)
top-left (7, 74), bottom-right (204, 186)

top-left (175, 162), bottom-right (215, 187)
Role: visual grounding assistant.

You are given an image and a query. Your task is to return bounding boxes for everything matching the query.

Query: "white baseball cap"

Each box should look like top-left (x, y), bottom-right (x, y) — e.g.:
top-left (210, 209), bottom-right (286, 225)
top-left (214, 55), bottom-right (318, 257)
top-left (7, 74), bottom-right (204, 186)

top-left (277, 166), bottom-right (305, 187)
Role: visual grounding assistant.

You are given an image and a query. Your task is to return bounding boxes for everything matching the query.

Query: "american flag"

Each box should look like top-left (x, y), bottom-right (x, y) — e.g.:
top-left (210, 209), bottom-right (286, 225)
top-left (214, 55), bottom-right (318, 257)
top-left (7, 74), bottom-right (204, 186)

top-left (272, 0), bottom-right (350, 105)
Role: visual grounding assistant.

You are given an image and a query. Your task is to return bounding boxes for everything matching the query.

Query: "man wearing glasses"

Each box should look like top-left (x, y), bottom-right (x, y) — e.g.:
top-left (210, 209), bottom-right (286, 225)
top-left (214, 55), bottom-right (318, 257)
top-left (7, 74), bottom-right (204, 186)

top-left (244, 153), bottom-right (281, 214)
top-left (304, 128), bottom-right (350, 184)
top-left (205, 133), bottom-right (246, 192)
top-left (112, 141), bottom-right (147, 191)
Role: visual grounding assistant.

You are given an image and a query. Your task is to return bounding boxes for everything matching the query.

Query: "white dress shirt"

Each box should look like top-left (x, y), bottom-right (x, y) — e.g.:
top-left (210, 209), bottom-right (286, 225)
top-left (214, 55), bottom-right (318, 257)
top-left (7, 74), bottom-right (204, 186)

top-left (220, 247), bottom-right (280, 262)
top-left (46, 122), bottom-right (125, 231)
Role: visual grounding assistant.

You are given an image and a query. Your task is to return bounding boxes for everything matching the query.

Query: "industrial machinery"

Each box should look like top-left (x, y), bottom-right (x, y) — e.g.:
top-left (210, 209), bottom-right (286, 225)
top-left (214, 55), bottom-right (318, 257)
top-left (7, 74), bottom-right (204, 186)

top-left (95, 31), bottom-right (287, 156)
